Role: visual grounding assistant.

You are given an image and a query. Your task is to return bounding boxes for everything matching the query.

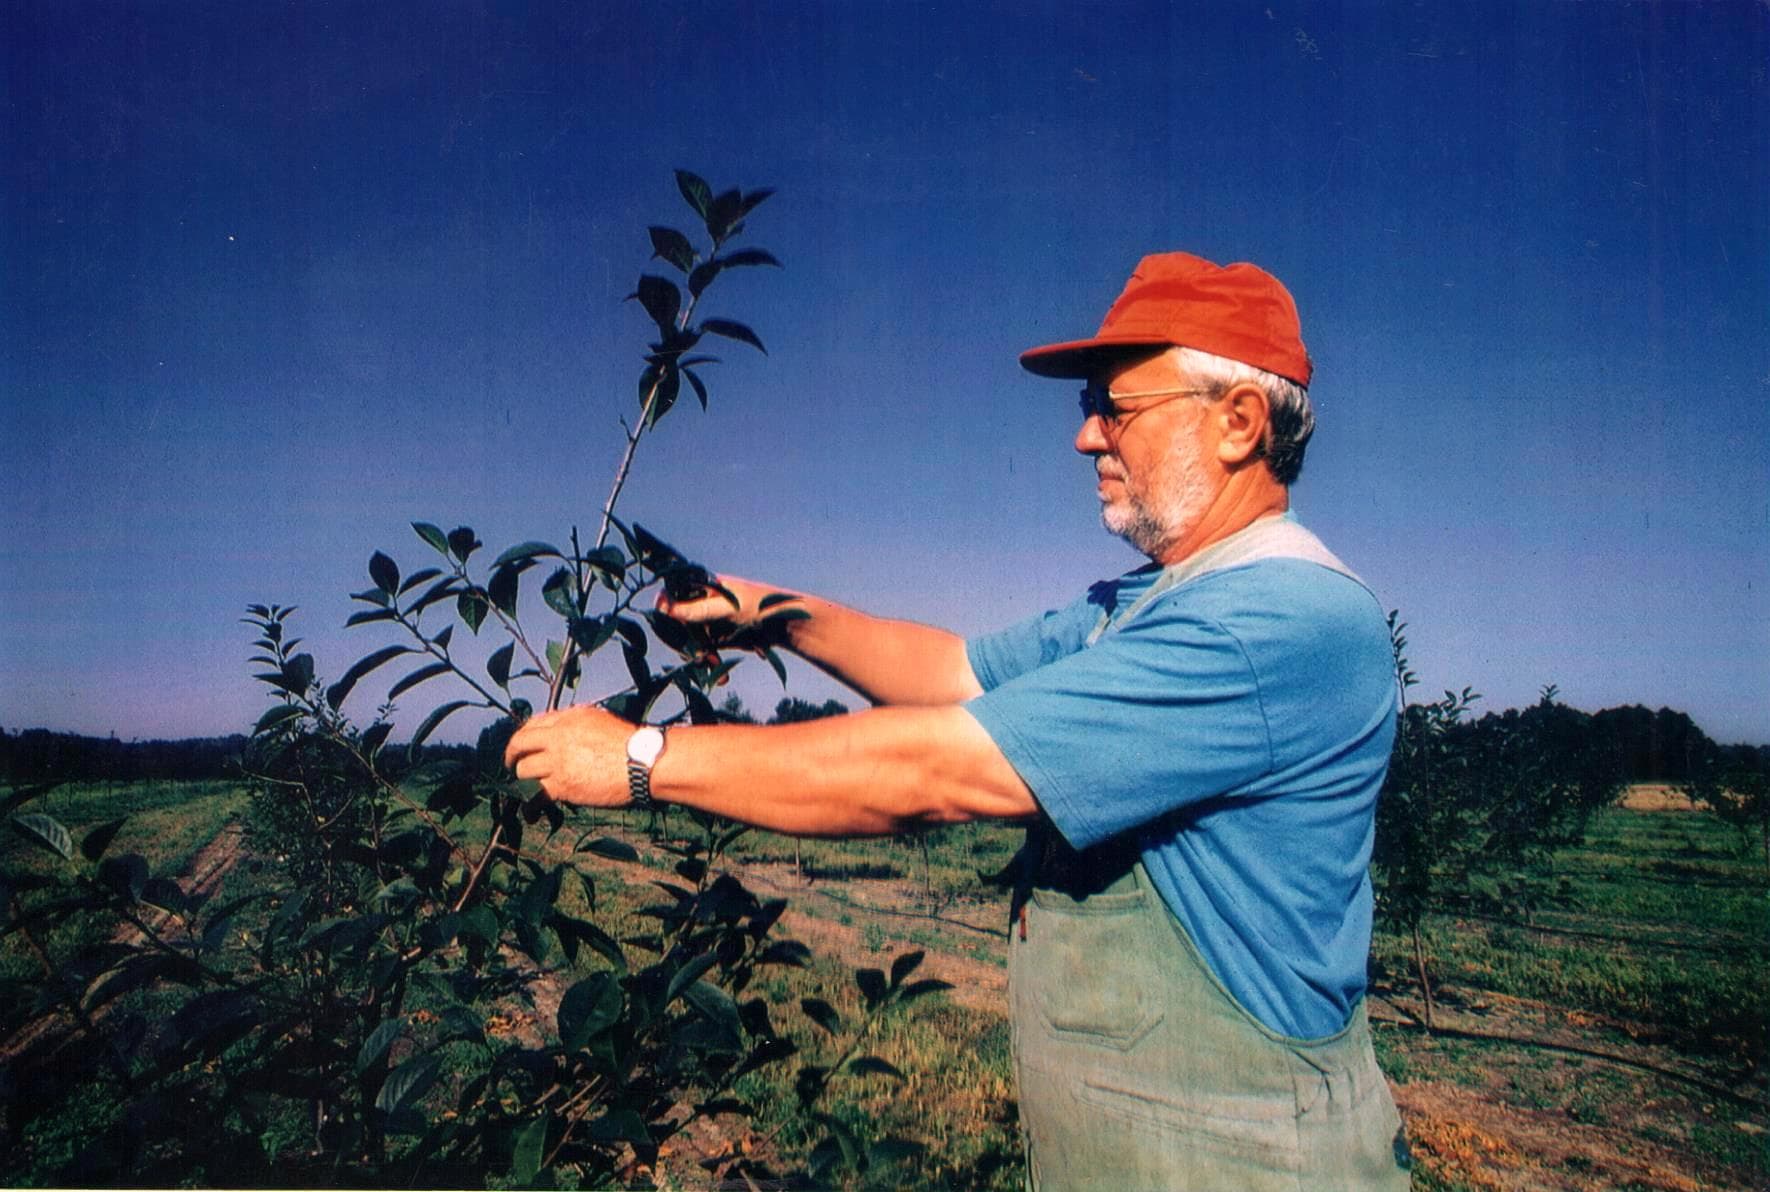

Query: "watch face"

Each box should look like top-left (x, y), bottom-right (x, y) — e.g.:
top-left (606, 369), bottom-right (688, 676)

top-left (627, 726), bottom-right (666, 768)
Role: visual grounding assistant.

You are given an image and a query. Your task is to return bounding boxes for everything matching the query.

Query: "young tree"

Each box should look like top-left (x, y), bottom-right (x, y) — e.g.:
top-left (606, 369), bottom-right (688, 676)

top-left (1371, 623), bottom-right (1623, 1028)
top-left (2, 173), bottom-right (945, 1189)
top-left (1686, 744), bottom-right (1770, 877)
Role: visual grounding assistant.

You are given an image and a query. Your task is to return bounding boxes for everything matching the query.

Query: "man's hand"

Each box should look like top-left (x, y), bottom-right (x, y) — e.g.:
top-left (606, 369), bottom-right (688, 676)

top-left (655, 573), bottom-right (805, 650)
top-left (504, 705), bottom-right (634, 807)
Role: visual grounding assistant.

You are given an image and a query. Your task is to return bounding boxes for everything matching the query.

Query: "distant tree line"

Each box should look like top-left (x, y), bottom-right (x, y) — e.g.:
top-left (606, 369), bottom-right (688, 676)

top-left (2, 697), bottom-right (1740, 789)
top-left (0, 726), bottom-right (471, 786)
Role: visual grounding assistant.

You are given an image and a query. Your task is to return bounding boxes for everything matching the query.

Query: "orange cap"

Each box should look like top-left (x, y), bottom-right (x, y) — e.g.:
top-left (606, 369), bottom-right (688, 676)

top-left (1019, 252), bottom-right (1312, 386)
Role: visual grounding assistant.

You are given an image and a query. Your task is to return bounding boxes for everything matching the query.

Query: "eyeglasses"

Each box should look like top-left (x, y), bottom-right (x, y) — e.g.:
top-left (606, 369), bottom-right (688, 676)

top-left (1077, 384), bottom-right (1216, 426)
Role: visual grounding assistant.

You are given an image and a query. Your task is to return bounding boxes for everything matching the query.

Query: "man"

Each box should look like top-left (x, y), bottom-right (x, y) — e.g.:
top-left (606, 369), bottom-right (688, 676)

top-left (507, 252), bottom-right (1412, 1189)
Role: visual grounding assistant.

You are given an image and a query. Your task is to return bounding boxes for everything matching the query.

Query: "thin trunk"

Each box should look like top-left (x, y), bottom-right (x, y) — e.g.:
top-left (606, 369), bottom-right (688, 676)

top-left (1412, 919), bottom-right (1436, 1032)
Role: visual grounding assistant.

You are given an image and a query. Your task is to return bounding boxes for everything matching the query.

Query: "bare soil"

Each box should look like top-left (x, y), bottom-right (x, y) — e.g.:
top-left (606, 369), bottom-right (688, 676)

top-left (587, 826), bottom-right (1767, 1191)
top-left (1621, 783), bottom-right (1702, 812)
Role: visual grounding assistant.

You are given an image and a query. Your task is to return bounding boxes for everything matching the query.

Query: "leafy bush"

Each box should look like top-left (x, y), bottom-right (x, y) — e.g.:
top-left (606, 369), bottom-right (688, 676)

top-left (1374, 618), bottom-right (1625, 1027)
top-left (2, 172), bottom-right (947, 1189)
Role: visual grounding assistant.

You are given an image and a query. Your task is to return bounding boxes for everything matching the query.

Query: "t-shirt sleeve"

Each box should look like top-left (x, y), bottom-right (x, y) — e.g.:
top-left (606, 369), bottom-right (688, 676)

top-left (966, 592), bottom-right (1104, 691)
top-left (963, 606), bottom-right (1274, 850)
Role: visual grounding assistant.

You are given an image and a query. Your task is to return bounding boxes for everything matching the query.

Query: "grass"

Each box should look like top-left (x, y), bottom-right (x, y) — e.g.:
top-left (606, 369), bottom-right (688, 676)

top-left (6, 779), bottom-right (1767, 1189)
top-left (1, 779), bottom-right (249, 991)
top-left (1371, 800), bottom-right (1768, 1189)
top-left (1372, 805), bottom-right (1769, 1066)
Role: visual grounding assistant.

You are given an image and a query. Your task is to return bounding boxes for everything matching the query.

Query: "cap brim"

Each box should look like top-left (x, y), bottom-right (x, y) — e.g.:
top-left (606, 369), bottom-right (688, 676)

top-left (1018, 335), bottom-right (1174, 379)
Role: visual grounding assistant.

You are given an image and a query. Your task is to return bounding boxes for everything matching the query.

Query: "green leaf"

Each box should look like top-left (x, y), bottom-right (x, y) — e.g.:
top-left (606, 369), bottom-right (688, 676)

top-left (552, 913), bottom-right (627, 971)
top-left (389, 661), bottom-right (451, 701)
top-left (688, 259), bottom-right (721, 298)
top-left (413, 521), bottom-right (450, 554)
top-left (459, 904), bottom-right (499, 943)
top-left (588, 1106), bottom-right (651, 1146)
top-left (667, 952), bottom-right (721, 1004)
top-left (675, 169), bottom-right (712, 219)
top-left (683, 684), bottom-right (723, 725)
top-left (254, 702), bottom-right (306, 734)
top-left (281, 653), bottom-right (315, 696)
top-left (557, 971), bottom-right (623, 1050)
top-left (855, 967), bottom-right (887, 1009)
top-left (343, 608), bottom-right (398, 631)
top-left (376, 1052), bottom-right (441, 1113)
top-left (97, 853), bottom-right (148, 901)
top-left (647, 225), bottom-right (696, 273)
top-left (683, 367), bottom-right (709, 411)
top-left (719, 248), bottom-right (781, 269)
top-left (510, 1113), bottom-right (550, 1185)
top-left (352, 586), bottom-right (392, 607)
top-left (889, 949), bottom-right (924, 989)
top-left (701, 318), bottom-right (766, 354)
top-left (487, 643), bottom-right (514, 689)
top-left (542, 567), bottom-right (577, 618)
top-left (11, 813), bottom-right (74, 861)
top-left (370, 551), bottom-right (400, 595)
top-left (457, 592), bottom-right (488, 634)
top-left (356, 1018), bottom-right (403, 1075)
top-left (706, 188), bottom-right (744, 240)
top-left (397, 567), bottom-right (444, 596)
top-left (487, 564), bottom-right (523, 618)
top-left (492, 540), bottom-right (562, 569)
top-left (327, 645), bottom-right (414, 710)
top-left (410, 700), bottom-right (474, 758)
top-left (817, 1113), bottom-right (861, 1174)
top-left (629, 523), bottom-right (686, 571)
top-left (583, 545), bottom-right (627, 581)
top-left (761, 646), bottom-right (788, 687)
top-left (643, 363), bottom-right (681, 428)
top-left (800, 997), bottom-right (840, 1035)
top-left (628, 274), bottom-right (681, 334)
top-left (447, 526), bottom-right (480, 561)
top-left (575, 835), bottom-right (638, 862)
top-left (681, 979), bottom-right (743, 1050)
top-left (738, 187), bottom-right (776, 217)
top-left (897, 978), bottom-right (954, 1001)
top-left (760, 940), bottom-right (812, 967)
top-left (569, 615), bottom-right (616, 655)
top-left (847, 1055), bottom-right (906, 1082)
top-left (867, 1138), bottom-right (927, 1168)
top-left (408, 576), bottom-right (464, 615)
top-left (361, 721), bottom-right (393, 757)
top-left (80, 817), bottom-right (128, 862)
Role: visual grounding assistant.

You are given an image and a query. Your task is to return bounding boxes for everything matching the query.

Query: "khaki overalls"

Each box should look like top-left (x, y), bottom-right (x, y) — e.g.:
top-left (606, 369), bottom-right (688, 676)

top-left (1007, 518), bottom-right (1412, 1190)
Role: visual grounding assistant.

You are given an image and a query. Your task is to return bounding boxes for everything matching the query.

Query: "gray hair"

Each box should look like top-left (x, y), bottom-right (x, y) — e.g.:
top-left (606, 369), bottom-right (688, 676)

top-left (1169, 346), bottom-right (1314, 486)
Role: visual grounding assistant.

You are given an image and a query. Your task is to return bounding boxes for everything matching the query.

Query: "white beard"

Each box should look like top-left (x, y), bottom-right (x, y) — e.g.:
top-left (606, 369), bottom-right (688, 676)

top-left (1098, 430), bottom-right (1214, 559)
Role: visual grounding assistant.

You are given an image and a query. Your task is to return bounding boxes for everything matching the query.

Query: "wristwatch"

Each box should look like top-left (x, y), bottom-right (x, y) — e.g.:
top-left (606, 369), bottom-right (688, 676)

top-left (625, 725), bottom-right (667, 810)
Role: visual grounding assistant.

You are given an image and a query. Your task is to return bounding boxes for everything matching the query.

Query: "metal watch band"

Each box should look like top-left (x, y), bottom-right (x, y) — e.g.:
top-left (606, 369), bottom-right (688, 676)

top-left (626, 757), bottom-right (657, 809)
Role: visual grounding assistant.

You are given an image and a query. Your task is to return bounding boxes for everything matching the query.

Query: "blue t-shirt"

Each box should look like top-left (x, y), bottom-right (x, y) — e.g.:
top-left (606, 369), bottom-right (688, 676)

top-left (963, 551), bottom-right (1397, 1039)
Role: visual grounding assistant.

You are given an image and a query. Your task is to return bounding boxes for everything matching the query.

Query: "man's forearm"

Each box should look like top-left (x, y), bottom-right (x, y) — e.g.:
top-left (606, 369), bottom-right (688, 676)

top-left (780, 595), bottom-right (983, 707)
top-left (650, 704), bottom-right (1035, 836)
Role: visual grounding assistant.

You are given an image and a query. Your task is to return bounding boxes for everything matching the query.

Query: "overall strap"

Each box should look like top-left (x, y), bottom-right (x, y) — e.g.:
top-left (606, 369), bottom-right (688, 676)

top-left (1084, 514), bottom-right (1364, 647)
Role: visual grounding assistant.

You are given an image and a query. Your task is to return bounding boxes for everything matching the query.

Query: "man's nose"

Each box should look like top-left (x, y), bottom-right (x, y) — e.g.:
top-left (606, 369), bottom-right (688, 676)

top-left (1074, 413), bottom-right (1112, 455)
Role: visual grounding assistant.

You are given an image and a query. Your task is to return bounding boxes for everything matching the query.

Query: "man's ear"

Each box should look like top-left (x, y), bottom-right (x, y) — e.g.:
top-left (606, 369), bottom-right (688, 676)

top-left (1213, 382), bottom-right (1271, 467)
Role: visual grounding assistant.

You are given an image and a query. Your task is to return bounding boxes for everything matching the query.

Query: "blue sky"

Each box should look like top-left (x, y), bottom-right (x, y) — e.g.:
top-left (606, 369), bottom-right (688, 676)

top-left (4, 1), bottom-right (1767, 746)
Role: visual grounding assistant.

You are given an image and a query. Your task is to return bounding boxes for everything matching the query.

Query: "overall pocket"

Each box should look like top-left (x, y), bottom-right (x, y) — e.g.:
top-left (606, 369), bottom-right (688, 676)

top-left (1024, 886), bottom-right (1164, 1050)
